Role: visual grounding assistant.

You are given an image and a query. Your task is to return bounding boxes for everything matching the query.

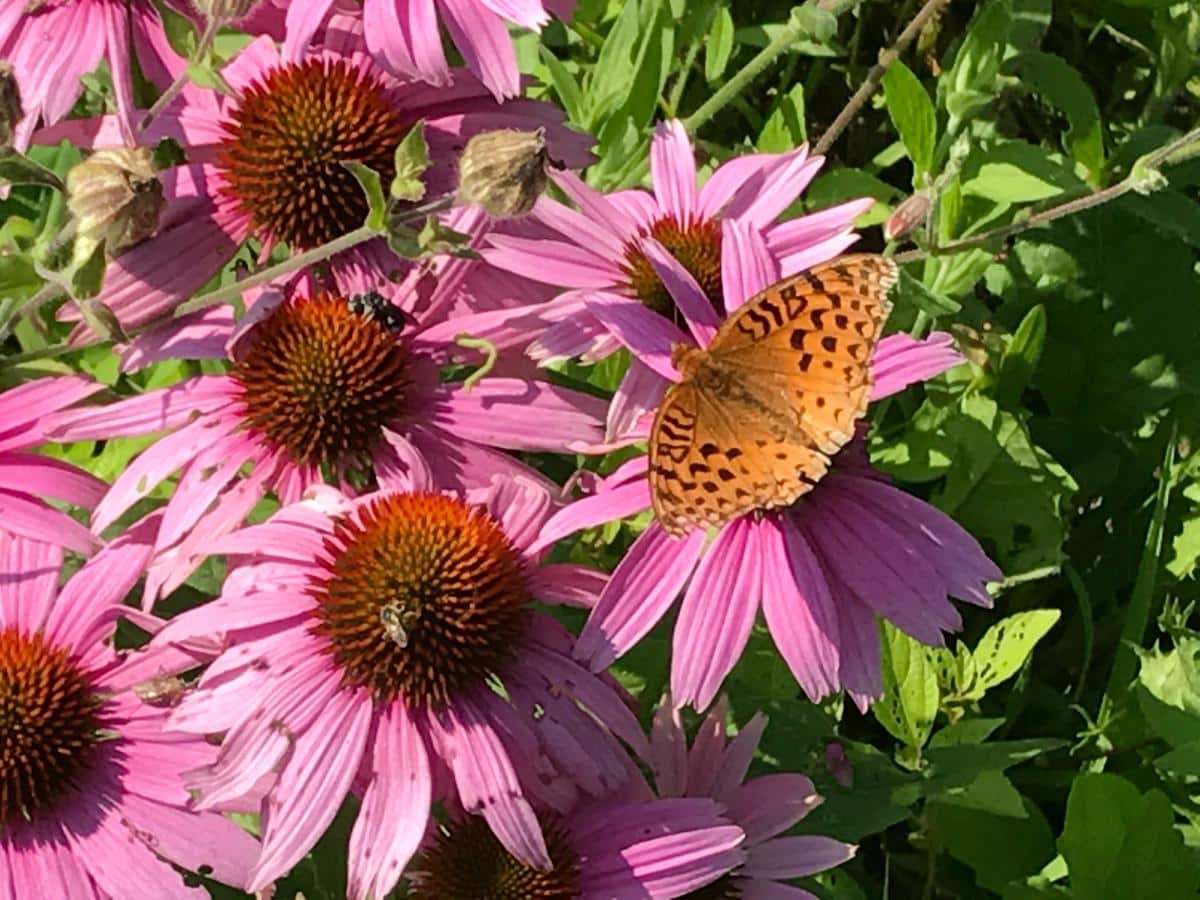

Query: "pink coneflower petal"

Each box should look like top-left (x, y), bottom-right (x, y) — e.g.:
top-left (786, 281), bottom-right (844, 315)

top-left (430, 696), bottom-right (552, 869)
top-left (120, 308), bottom-right (236, 372)
top-left (672, 517), bottom-right (762, 711)
top-left (735, 151), bottom-right (825, 229)
top-left (528, 563), bottom-right (608, 608)
top-left (284, 0), bottom-right (338, 61)
top-left (743, 835), bottom-right (856, 879)
top-left (582, 293), bottom-right (686, 381)
top-left (761, 520), bottom-right (840, 702)
top-left (871, 331), bottom-right (964, 400)
top-left (0, 376), bottom-right (104, 447)
top-left (439, 0), bottom-right (521, 99)
top-left (0, 493), bottom-right (98, 554)
top-left (695, 147), bottom-right (803, 222)
top-left (833, 590), bottom-right (885, 707)
top-left (576, 526), bottom-right (707, 670)
top-left (0, 454), bottom-right (103, 515)
top-left (709, 711), bottom-right (769, 802)
top-left (0, 535), bottom-right (61, 627)
top-left (346, 703), bottom-right (432, 900)
top-left (607, 358), bottom-right (669, 443)
top-left (249, 692), bottom-right (373, 891)
top-left (767, 198), bottom-right (874, 261)
top-left (553, 171), bottom-right (644, 241)
top-left (643, 238), bottom-right (719, 344)
top-left (650, 120), bottom-right (698, 225)
top-left (485, 235), bottom-right (619, 288)
top-left (430, 379), bottom-right (607, 451)
top-left (532, 196), bottom-right (630, 260)
top-left (531, 475), bottom-right (652, 554)
top-left (724, 774), bottom-right (820, 844)
top-left (722, 217), bottom-right (780, 311)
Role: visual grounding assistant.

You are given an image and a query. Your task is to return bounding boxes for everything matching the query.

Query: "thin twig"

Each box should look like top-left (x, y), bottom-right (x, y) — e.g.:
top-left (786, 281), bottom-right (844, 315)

top-left (814, 0), bottom-right (952, 155)
top-left (893, 125), bottom-right (1200, 264)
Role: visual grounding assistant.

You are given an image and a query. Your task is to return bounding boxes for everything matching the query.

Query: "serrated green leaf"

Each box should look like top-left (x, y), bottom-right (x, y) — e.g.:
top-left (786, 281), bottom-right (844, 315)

top-left (971, 609), bottom-right (1060, 692)
top-left (874, 622), bottom-right (940, 755)
top-left (704, 7), bottom-right (734, 83)
top-left (390, 125), bottom-right (429, 202)
top-left (882, 61), bottom-right (937, 177)
top-left (342, 162), bottom-right (387, 232)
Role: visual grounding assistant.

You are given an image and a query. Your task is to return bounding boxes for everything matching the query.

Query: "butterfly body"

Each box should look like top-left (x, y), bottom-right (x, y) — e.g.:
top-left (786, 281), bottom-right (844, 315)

top-left (649, 254), bottom-right (898, 538)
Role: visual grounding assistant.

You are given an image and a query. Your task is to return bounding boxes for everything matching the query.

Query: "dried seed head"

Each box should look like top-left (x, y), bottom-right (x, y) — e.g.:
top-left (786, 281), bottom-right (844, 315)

top-left (0, 61), bottom-right (22, 148)
top-left (457, 127), bottom-right (554, 218)
top-left (884, 190), bottom-right (931, 241)
top-left (66, 148), bottom-right (166, 253)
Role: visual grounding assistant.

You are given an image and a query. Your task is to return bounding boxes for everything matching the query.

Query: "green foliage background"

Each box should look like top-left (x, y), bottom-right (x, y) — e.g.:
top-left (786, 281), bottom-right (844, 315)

top-left (3, 0), bottom-right (1200, 897)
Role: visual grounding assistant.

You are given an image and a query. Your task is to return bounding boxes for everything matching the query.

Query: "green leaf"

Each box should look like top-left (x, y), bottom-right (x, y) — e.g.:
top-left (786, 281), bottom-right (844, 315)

top-left (69, 238), bottom-right (108, 301)
top-left (1060, 774), bottom-right (1200, 900)
top-left (942, 0), bottom-right (1012, 127)
top-left (804, 169), bottom-right (899, 228)
top-left (882, 61), bottom-right (937, 177)
top-left (962, 142), bottom-right (1081, 203)
top-left (0, 149), bottom-right (65, 192)
top-left (757, 84), bottom-right (806, 153)
top-left (873, 622), bottom-right (940, 756)
top-left (342, 162), bottom-right (387, 232)
top-left (897, 269), bottom-right (962, 317)
top-left (704, 6), bottom-right (734, 83)
top-left (929, 794), bottom-right (1056, 891)
top-left (1135, 636), bottom-right (1200, 746)
top-left (539, 48), bottom-right (585, 124)
top-left (390, 124), bottom-right (429, 202)
top-left (997, 304), bottom-right (1047, 407)
top-left (971, 609), bottom-right (1061, 692)
top-left (587, 0), bottom-right (644, 126)
top-left (1004, 52), bottom-right (1105, 179)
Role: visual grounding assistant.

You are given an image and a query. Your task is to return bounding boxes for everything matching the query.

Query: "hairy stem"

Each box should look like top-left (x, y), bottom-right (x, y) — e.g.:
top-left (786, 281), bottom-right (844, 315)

top-left (813, 0), bottom-right (952, 155)
top-left (894, 126), bottom-right (1200, 264)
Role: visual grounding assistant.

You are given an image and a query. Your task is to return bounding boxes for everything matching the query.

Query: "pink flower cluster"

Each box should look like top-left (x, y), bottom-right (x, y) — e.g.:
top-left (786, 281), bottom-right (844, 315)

top-left (0, 5), bottom-right (998, 898)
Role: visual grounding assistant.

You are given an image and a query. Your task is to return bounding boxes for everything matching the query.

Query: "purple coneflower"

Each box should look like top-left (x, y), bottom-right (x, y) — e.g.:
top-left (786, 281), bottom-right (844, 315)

top-left (0, 523), bottom-right (257, 897)
top-left (151, 475), bottom-right (647, 897)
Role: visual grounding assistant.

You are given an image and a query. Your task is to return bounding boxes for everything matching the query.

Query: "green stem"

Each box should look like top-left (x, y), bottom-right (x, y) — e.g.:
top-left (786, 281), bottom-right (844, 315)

top-left (894, 126), bottom-right (1200, 264)
top-left (139, 18), bottom-right (222, 133)
top-left (172, 224), bottom-right (378, 319)
top-left (813, 0), bottom-right (953, 155)
top-left (682, 24), bottom-right (804, 133)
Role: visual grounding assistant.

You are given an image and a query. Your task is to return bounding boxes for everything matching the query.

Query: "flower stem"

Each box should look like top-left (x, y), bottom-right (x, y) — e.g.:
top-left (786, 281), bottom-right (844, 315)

top-left (813, 0), bottom-right (951, 155)
top-left (139, 18), bottom-right (221, 134)
top-left (893, 125), bottom-right (1200, 264)
top-left (172, 224), bottom-right (379, 318)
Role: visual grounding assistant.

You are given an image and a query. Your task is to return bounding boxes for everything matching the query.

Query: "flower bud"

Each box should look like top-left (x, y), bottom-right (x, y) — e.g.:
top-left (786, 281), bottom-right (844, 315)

top-left (66, 148), bottom-right (165, 253)
top-left (0, 61), bottom-right (23, 148)
top-left (883, 190), bottom-right (931, 242)
top-left (457, 127), bottom-right (554, 218)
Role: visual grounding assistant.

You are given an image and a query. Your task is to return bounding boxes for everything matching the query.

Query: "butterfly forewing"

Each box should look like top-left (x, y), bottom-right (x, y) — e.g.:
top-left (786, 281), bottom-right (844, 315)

top-left (648, 254), bottom-right (897, 537)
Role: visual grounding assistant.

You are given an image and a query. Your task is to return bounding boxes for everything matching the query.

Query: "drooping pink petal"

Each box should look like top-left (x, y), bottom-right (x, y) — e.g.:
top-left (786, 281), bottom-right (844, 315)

top-left (0, 492), bottom-right (99, 554)
top-left (527, 563), bottom-right (608, 607)
top-left (0, 534), bottom-right (62, 631)
top-left (364, 0), bottom-right (449, 87)
top-left (45, 376), bottom-right (237, 441)
top-left (119, 306), bottom-right (236, 373)
top-left (607, 357), bottom-right (668, 443)
top-left (760, 517), bottom-right (840, 702)
top-left (672, 517), bottom-right (762, 711)
top-left (478, 0), bottom-right (551, 30)
top-left (530, 475), bottom-right (652, 554)
top-left (484, 234), bottom-right (618, 288)
top-left (734, 151), bottom-right (823, 230)
top-left (742, 835), bottom-right (856, 879)
top-left (64, 805), bottom-right (197, 900)
top-left (0, 375), bottom-right (104, 448)
top-left (249, 691), bottom-right (374, 891)
top-left (430, 379), bottom-right (605, 451)
top-left (439, 0), bottom-right (521, 99)
top-left (649, 701), bottom-right (688, 798)
top-left (710, 711), bottom-right (768, 803)
top-left (643, 238), bottom-right (719, 345)
top-left (583, 293), bottom-right (687, 382)
top-left (724, 774), bottom-right (821, 844)
top-left (346, 702), bottom-right (433, 900)
top-left (282, 0), bottom-right (337, 62)
top-left (576, 525), bottom-right (706, 670)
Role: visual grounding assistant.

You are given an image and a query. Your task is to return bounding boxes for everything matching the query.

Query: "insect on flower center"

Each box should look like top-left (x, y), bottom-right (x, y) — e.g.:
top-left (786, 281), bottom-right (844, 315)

top-left (311, 492), bottom-right (530, 708)
top-left (0, 628), bottom-right (101, 825)
top-left (218, 59), bottom-right (408, 250)
top-left (409, 814), bottom-right (579, 899)
top-left (623, 216), bottom-right (723, 323)
top-left (231, 292), bottom-right (410, 472)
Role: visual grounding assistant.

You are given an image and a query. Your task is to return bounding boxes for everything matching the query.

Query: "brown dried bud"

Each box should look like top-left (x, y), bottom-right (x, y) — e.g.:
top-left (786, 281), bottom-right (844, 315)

top-left (883, 190), bottom-right (931, 242)
top-left (0, 61), bottom-right (23, 148)
top-left (66, 148), bottom-right (166, 253)
top-left (457, 127), bottom-right (555, 219)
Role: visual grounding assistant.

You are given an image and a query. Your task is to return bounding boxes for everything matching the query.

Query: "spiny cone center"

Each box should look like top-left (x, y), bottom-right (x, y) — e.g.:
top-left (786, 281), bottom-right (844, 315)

top-left (410, 815), bottom-right (579, 899)
top-left (0, 628), bottom-right (101, 825)
top-left (218, 59), bottom-right (408, 250)
top-left (623, 216), bottom-right (723, 322)
top-left (311, 493), bottom-right (530, 708)
top-left (232, 292), bottom-right (410, 471)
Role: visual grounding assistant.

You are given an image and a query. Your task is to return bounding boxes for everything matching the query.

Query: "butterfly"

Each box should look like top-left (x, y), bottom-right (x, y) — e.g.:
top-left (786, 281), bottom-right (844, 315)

top-left (648, 254), bottom-right (898, 538)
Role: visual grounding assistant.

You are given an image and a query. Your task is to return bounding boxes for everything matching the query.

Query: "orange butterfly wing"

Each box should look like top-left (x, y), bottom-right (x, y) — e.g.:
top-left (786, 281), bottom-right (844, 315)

top-left (648, 254), bottom-right (896, 537)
